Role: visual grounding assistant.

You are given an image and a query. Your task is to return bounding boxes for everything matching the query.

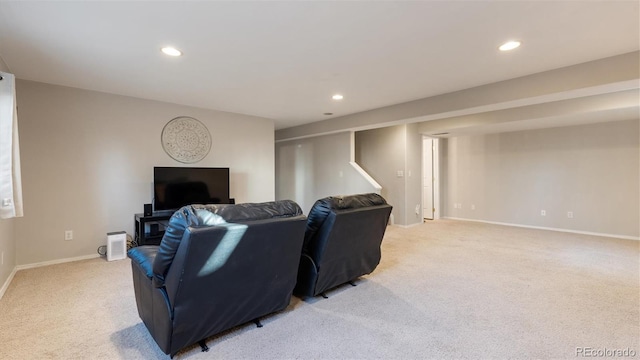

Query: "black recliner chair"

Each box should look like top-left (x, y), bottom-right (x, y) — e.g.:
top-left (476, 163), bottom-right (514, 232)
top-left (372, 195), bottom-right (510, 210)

top-left (294, 193), bottom-right (392, 298)
top-left (128, 200), bottom-right (306, 357)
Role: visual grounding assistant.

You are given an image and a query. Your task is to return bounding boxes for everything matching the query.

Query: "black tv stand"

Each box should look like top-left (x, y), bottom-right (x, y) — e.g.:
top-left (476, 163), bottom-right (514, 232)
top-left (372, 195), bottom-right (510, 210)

top-left (134, 212), bottom-right (173, 246)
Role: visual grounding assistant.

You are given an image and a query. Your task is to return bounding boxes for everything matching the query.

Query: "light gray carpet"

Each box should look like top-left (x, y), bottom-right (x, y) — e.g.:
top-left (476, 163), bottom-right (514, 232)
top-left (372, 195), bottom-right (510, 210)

top-left (1, 219), bottom-right (638, 359)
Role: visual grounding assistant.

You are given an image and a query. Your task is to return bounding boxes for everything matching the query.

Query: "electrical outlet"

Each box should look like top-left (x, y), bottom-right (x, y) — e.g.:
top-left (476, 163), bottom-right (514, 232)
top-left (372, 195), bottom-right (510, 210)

top-left (567, 211), bottom-right (574, 218)
top-left (415, 204), bottom-right (420, 215)
top-left (540, 210), bottom-right (546, 216)
top-left (471, 204), bottom-right (475, 210)
top-left (65, 230), bottom-right (73, 241)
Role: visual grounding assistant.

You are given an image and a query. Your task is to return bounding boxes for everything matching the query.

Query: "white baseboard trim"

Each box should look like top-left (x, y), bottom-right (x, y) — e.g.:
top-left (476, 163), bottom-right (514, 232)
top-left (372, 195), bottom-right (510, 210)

top-left (15, 253), bottom-right (101, 271)
top-left (0, 266), bottom-right (18, 301)
top-left (442, 217), bottom-right (640, 241)
top-left (394, 222), bottom-right (423, 229)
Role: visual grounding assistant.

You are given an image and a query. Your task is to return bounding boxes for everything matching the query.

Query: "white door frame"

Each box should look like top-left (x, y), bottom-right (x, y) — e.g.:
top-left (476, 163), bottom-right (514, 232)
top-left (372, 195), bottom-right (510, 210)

top-left (422, 136), bottom-right (440, 220)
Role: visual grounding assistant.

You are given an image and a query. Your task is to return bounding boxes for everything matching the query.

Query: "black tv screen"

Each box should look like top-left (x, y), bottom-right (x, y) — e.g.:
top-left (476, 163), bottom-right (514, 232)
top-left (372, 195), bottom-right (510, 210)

top-left (153, 167), bottom-right (230, 211)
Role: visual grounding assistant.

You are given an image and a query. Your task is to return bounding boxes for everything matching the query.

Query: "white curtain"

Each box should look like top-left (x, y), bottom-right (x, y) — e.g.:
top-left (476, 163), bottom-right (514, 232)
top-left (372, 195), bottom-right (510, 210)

top-left (0, 72), bottom-right (23, 219)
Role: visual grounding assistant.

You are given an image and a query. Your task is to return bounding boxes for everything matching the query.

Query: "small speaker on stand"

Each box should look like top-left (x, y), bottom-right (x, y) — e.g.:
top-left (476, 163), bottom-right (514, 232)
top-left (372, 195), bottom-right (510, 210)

top-left (144, 203), bottom-right (152, 216)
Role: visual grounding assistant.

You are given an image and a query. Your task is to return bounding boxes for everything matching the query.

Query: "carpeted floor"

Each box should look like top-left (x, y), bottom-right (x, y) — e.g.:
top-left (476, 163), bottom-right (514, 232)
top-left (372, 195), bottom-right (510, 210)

top-left (0, 219), bottom-right (638, 359)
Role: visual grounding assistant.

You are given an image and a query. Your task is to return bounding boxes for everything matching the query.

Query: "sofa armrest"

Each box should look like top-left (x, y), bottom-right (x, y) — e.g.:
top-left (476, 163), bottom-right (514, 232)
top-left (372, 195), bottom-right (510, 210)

top-left (294, 254), bottom-right (319, 298)
top-left (129, 251), bottom-right (173, 355)
top-left (128, 245), bottom-right (159, 280)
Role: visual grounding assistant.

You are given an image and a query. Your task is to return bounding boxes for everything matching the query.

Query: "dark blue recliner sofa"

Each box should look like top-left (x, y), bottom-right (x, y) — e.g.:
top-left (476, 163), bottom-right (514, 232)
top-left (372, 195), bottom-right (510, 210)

top-left (294, 193), bottom-right (393, 298)
top-left (128, 200), bottom-right (306, 357)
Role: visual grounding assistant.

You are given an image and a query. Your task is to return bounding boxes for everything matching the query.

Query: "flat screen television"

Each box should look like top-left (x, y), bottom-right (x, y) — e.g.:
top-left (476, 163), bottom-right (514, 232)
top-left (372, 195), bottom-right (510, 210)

top-left (153, 167), bottom-right (230, 211)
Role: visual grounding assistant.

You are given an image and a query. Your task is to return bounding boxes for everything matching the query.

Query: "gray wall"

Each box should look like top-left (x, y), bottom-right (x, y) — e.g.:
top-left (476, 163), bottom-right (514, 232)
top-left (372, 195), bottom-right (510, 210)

top-left (274, 52), bottom-right (639, 235)
top-left (0, 61), bottom-right (16, 293)
top-left (405, 123), bottom-right (423, 224)
top-left (442, 119), bottom-right (639, 237)
top-left (13, 80), bottom-right (276, 265)
top-left (0, 202), bottom-right (14, 293)
top-left (355, 124), bottom-right (423, 226)
top-left (275, 132), bottom-right (376, 214)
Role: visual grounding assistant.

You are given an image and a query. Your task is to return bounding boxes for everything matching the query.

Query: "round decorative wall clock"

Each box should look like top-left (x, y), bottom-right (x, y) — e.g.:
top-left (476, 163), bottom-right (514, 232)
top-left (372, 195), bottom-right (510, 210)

top-left (161, 116), bottom-right (211, 163)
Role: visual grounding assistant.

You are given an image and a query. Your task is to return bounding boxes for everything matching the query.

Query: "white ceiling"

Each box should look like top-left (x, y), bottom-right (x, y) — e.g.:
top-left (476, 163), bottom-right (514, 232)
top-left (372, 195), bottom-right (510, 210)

top-left (0, 1), bottom-right (638, 130)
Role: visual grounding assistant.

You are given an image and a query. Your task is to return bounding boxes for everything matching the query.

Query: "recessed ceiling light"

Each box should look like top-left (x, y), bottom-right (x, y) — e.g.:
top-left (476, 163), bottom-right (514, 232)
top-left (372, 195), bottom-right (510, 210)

top-left (161, 47), bottom-right (182, 56)
top-left (499, 41), bottom-right (521, 51)
top-left (332, 94), bottom-right (344, 100)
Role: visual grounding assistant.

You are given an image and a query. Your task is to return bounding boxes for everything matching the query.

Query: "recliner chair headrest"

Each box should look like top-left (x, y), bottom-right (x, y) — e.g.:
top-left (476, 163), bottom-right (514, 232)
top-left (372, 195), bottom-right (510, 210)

top-left (151, 199), bottom-right (303, 288)
top-left (305, 193), bottom-right (388, 247)
top-left (321, 193), bottom-right (388, 210)
top-left (191, 200), bottom-right (303, 223)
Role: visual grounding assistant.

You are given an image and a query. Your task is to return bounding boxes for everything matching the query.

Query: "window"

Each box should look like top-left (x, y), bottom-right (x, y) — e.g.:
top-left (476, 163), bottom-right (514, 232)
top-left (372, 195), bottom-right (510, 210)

top-left (0, 72), bottom-right (23, 219)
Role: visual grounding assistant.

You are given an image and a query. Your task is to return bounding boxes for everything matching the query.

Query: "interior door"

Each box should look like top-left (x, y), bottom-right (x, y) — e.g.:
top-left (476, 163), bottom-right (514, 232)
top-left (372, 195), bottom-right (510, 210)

top-left (423, 137), bottom-right (434, 220)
